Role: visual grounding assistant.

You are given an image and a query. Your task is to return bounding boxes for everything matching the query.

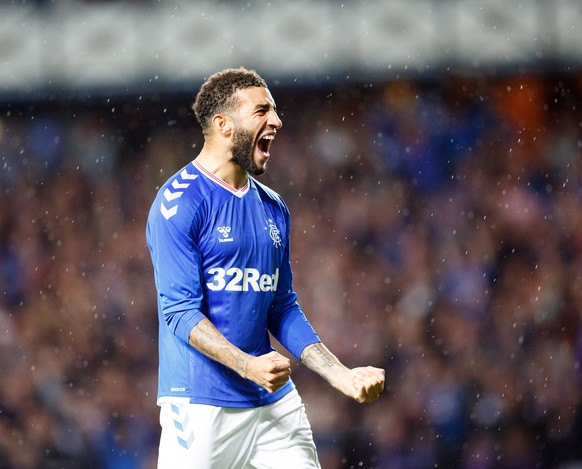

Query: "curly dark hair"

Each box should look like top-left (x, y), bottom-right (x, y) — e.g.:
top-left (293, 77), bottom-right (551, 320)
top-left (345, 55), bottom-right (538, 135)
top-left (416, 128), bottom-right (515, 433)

top-left (192, 67), bottom-right (267, 133)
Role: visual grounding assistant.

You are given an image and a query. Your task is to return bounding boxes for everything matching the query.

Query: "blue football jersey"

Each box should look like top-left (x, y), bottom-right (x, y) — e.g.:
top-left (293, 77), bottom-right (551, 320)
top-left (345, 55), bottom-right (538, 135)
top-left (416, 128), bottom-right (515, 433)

top-left (146, 160), bottom-right (320, 408)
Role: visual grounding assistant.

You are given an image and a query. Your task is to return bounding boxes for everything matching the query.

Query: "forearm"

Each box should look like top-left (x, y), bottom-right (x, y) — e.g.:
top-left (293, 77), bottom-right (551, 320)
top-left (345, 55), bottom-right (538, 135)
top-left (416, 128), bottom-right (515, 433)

top-left (300, 342), bottom-right (351, 394)
top-left (188, 318), bottom-right (292, 393)
top-left (188, 317), bottom-right (250, 378)
top-left (301, 341), bottom-right (386, 403)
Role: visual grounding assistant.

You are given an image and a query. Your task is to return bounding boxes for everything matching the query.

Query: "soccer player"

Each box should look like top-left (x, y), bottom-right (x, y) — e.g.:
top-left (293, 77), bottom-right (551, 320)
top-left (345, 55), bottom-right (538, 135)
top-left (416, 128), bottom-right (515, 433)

top-left (146, 67), bottom-right (385, 468)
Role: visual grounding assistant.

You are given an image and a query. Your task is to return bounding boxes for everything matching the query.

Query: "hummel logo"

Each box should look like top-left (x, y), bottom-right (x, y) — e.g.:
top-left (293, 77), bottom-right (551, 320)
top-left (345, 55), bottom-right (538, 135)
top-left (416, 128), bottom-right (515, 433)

top-left (159, 168), bottom-right (198, 220)
top-left (217, 226), bottom-right (234, 243)
top-left (217, 226), bottom-right (231, 237)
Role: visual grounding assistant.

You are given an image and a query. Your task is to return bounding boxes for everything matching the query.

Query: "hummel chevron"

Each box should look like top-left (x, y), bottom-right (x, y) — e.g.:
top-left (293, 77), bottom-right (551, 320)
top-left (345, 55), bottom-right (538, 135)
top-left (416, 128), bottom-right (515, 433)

top-left (172, 179), bottom-right (190, 190)
top-left (159, 167), bottom-right (198, 220)
top-left (164, 188), bottom-right (183, 201)
top-left (180, 168), bottom-right (198, 180)
top-left (160, 203), bottom-right (178, 220)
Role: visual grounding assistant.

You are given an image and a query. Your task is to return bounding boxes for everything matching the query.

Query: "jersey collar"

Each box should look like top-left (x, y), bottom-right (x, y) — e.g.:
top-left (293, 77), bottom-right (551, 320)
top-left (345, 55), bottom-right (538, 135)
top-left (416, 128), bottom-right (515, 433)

top-left (193, 160), bottom-right (250, 198)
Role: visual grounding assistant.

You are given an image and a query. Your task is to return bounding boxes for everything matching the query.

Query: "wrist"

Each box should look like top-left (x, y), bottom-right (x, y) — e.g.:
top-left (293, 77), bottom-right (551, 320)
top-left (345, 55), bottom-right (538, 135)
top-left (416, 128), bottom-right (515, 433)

top-left (238, 353), bottom-right (250, 379)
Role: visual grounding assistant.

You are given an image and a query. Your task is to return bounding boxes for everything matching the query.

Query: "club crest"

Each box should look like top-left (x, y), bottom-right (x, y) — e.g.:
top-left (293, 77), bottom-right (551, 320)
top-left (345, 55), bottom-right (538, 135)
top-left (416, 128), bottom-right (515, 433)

top-left (269, 222), bottom-right (282, 248)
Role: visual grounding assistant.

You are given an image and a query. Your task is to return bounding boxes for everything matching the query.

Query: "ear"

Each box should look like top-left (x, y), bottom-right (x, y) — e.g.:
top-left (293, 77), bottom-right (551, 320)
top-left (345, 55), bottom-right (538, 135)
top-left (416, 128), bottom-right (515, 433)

top-left (211, 114), bottom-right (234, 137)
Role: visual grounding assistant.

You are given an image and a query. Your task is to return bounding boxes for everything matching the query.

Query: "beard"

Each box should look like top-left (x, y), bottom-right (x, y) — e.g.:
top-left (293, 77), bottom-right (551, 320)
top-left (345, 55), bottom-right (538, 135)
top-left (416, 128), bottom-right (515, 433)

top-left (230, 126), bottom-right (265, 176)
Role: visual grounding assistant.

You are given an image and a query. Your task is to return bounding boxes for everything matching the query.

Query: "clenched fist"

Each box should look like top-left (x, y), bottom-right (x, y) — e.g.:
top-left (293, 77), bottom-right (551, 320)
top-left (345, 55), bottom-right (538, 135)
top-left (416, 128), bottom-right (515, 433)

top-left (245, 351), bottom-right (291, 394)
top-left (350, 366), bottom-right (385, 403)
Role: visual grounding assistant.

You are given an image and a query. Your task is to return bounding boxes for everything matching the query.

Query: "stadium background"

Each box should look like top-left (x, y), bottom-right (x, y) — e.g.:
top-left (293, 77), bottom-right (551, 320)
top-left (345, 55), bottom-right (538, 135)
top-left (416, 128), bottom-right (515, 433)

top-left (1, 1), bottom-right (582, 468)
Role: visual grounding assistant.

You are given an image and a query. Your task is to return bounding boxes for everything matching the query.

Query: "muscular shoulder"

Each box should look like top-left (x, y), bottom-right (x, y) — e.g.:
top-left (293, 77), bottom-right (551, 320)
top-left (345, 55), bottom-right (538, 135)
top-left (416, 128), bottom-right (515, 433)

top-left (251, 178), bottom-right (287, 210)
top-left (148, 162), bottom-right (212, 233)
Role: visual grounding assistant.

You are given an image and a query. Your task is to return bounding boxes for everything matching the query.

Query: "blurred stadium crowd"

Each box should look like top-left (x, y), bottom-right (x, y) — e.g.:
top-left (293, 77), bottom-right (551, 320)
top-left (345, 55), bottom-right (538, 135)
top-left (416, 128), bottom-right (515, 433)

top-left (0, 71), bottom-right (581, 468)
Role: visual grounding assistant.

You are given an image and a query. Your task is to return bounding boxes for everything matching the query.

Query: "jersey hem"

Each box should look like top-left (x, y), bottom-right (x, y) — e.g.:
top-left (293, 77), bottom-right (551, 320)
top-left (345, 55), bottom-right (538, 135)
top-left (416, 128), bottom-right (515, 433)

top-left (157, 381), bottom-right (295, 408)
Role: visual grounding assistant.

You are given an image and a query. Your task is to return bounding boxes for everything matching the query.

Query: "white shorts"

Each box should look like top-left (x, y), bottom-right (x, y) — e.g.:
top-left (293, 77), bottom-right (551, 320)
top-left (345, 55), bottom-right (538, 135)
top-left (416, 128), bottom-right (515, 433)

top-left (157, 389), bottom-right (321, 469)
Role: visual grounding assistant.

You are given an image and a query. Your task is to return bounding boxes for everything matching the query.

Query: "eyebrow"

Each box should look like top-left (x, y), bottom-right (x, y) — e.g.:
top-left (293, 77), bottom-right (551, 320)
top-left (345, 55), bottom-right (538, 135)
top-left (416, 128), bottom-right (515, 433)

top-left (253, 103), bottom-right (277, 113)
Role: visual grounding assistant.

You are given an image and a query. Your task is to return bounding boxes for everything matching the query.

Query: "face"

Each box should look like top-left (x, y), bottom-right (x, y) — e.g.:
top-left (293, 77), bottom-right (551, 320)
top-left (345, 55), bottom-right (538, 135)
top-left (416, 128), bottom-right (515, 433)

top-left (229, 87), bottom-right (282, 176)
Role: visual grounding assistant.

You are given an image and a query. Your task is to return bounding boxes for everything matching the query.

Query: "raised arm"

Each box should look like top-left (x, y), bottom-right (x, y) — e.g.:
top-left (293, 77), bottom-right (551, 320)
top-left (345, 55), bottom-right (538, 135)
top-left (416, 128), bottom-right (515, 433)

top-left (300, 342), bottom-right (385, 404)
top-left (189, 318), bottom-right (291, 394)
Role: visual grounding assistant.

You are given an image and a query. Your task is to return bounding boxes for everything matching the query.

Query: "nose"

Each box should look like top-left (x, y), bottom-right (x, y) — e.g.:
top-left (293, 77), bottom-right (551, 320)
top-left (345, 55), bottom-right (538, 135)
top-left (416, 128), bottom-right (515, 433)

top-left (269, 110), bottom-right (282, 129)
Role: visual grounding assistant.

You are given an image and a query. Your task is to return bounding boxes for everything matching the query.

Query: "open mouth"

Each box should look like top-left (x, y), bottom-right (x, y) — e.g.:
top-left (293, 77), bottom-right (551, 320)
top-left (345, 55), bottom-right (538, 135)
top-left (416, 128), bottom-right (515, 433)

top-left (257, 134), bottom-right (274, 157)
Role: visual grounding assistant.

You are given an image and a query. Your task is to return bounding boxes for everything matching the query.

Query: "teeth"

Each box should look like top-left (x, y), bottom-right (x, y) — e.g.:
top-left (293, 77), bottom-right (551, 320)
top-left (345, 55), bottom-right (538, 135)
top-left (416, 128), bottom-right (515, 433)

top-left (262, 135), bottom-right (274, 140)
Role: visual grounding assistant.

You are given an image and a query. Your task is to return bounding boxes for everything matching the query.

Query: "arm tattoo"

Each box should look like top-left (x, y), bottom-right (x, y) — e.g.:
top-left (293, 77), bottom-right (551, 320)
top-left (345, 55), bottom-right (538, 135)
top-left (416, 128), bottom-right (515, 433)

top-left (189, 318), bottom-right (249, 378)
top-left (302, 343), bottom-right (340, 382)
top-left (301, 342), bottom-right (351, 394)
top-left (311, 344), bottom-right (335, 369)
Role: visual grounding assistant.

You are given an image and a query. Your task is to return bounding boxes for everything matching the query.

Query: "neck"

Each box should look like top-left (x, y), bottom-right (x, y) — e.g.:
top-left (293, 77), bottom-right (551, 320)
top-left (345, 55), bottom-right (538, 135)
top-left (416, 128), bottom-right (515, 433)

top-left (195, 143), bottom-right (248, 190)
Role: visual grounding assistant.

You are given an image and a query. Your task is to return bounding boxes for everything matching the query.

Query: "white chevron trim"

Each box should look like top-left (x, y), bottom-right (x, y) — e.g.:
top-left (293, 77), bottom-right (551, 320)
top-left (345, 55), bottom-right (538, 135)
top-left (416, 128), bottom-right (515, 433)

top-left (181, 169), bottom-right (199, 180)
top-left (160, 203), bottom-right (178, 220)
top-left (164, 188), bottom-right (183, 201)
top-left (172, 179), bottom-right (190, 190)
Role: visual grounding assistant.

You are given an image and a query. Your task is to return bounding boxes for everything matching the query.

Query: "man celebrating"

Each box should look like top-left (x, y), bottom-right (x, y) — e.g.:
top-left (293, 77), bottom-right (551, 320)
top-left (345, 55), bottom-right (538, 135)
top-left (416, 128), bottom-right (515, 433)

top-left (146, 67), bottom-right (385, 468)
